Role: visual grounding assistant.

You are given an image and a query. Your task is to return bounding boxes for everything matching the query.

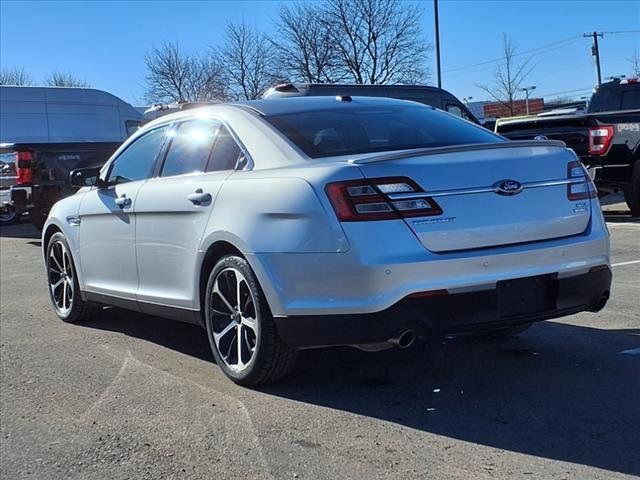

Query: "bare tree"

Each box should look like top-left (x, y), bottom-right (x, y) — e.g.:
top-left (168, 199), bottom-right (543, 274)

top-left (144, 41), bottom-right (227, 103)
top-left (0, 66), bottom-right (33, 86)
top-left (322, 0), bottom-right (430, 84)
top-left (45, 71), bottom-right (91, 87)
top-left (274, 3), bottom-right (343, 83)
top-left (476, 34), bottom-right (534, 116)
top-left (221, 20), bottom-right (279, 100)
top-left (629, 49), bottom-right (640, 77)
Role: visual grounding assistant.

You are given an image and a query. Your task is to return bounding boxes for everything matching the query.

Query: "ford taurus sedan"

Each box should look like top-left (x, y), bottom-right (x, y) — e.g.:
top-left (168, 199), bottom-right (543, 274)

top-left (42, 96), bottom-right (612, 386)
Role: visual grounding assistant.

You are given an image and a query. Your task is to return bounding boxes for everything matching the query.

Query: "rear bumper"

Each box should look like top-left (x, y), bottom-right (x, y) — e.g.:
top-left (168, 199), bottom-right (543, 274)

top-left (274, 267), bottom-right (612, 347)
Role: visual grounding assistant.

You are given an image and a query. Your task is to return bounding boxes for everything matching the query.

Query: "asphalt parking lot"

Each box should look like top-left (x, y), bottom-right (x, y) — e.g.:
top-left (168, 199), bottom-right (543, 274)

top-left (1, 203), bottom-right (638, 479)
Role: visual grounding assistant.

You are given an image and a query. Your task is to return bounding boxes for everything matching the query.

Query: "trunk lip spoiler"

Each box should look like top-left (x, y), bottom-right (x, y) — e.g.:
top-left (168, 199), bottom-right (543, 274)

top-left (349, 140), bottom-right (567, 164)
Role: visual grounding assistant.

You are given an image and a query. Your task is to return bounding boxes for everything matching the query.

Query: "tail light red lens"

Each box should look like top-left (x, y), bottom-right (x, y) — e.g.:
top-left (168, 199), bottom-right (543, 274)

top-left (14, 151), bottom-right (33, 185)
top-left (567, 160), bottom-right (597, 200)
top-left (588, 125), bottom-right (614, 155)
top-left (325, 177), bottom-right (442, 221)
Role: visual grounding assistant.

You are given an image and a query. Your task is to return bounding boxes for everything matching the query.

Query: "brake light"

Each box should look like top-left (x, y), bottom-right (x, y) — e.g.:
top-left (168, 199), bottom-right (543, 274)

top-left (325, 177), bottom-right (442, 221)
top-left (567, 161), bottom-right (597, 200)
top-left (588, 125), bottom-right (614, 155)
top-left (14, 151), bottom-right (33, 185)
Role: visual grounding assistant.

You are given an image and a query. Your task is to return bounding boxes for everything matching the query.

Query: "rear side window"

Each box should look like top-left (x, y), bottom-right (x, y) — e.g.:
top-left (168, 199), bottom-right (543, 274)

top-left (266, 105), bottom-right (500, 159)
top-left (206, 126), bottom-right (242, 172)
top-left (446, 104), bottom-right (463, 117)
top-left (125, 120), bottom-right (140, 137)
top-left (621, 90), bottom-right (640, 110)
top-left (106, 127), bottom-right (167, 184)
top-left (161, 120), bottom-right (218, 177)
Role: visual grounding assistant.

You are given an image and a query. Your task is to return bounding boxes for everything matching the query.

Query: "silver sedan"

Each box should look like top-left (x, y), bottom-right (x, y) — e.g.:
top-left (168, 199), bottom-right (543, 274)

top-left (42, 97), bottom-right (611, 385)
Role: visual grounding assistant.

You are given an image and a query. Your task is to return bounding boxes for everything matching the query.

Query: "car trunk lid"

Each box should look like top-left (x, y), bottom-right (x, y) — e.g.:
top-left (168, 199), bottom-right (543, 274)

top-left (351, 141), bottom-right (592, 252)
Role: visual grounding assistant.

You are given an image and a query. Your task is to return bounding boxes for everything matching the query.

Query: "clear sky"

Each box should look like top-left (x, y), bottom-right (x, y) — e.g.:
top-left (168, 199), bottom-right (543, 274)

top-left (1, 0), bottom-right (639, 106)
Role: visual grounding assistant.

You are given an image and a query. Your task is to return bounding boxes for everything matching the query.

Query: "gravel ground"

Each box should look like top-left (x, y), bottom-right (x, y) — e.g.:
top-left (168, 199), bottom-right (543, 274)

top-left (1, 204), bottom-right (639, 480)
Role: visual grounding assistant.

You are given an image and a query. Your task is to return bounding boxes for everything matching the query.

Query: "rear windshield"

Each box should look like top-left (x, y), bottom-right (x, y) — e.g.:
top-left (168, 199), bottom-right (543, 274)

top-left (265, 105), bottom-right (501, 158)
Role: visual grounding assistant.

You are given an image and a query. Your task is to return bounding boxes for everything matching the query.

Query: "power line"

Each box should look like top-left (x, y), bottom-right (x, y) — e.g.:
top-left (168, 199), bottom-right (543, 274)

top-left (600, 30), bottom-right (640, 34)
top-left (444, 35), bottom-right (581, 74)
top-left (536, 86), bottom-right (594, 98)
top-left (444, 37), bottom-right (582, 79)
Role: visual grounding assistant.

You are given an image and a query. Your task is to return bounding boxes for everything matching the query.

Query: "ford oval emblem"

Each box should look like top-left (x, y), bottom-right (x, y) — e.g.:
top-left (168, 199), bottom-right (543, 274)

top-left (493, 179), bottom-right (524, 196)
top-left (534, 135), bottom-right (548, 141)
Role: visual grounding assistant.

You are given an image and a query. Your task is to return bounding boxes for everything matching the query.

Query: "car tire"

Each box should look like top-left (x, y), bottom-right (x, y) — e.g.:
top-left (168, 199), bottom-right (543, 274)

top-left (205, 255), bottom-right (297, 386)
top-left (46, 232), bottom-right (97, 323)
top-left (0, 206), bottom-right (17, 225)
top-left (623, 161), bottom-right (640, 217)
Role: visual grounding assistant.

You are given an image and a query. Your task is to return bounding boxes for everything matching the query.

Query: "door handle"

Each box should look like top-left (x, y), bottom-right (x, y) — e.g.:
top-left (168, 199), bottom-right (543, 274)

top-left (187, 189), bottom-right (212, 205)
top-left (115, 194), bottom-right (132, 208)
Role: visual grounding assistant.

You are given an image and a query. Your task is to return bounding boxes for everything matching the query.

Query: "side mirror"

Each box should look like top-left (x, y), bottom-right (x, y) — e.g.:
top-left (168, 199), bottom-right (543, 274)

top-left (70, 167), bottom-right (101, 187)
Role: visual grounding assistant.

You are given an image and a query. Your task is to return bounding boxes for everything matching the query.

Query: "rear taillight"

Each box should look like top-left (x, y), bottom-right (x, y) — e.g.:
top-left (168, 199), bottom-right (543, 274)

top-left (15, 151), bottom-right (33, 185)
top-left (588, 125), bottom-right (614, 155)
top-left (325, 177), bottom-right (442, 221)
top-left (567, 161), bottom-right (597, 200)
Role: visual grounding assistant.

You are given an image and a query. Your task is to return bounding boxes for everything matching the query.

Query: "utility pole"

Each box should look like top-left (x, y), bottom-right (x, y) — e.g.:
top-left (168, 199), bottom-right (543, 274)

top-left (434, 0), bottom-right (441, 88)
top-left (583, 31), bottom-right (603, 86)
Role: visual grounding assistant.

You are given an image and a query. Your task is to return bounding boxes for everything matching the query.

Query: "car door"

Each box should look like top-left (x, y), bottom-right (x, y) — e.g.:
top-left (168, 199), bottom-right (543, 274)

top-left (78, 126), bottom-right (168, 304)
top-left (134, 119), bottom-right (245, 312)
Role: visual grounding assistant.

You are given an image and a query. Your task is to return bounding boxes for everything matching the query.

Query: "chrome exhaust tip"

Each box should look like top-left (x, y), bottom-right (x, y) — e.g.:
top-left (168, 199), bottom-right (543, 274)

top-left (351, 329), bottom-right (417, 352)
top-left (388, 329), bottom-right (416, 349)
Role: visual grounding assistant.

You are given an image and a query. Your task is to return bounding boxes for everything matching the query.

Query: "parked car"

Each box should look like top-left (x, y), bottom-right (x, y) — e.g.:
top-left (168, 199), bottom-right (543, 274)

top-left (495, 78), bottom-right (640, 215)
top-left (263, 83), bottom-right (480, 124)
top-left (1, 86), bottom-right (142, 229)
top-left (43, 96), bottom-right (611, 386)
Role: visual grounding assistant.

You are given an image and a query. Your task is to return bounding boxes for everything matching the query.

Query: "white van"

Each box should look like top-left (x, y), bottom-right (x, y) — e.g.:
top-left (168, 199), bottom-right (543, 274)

top-left (0, 86), bottom-right (141, 144)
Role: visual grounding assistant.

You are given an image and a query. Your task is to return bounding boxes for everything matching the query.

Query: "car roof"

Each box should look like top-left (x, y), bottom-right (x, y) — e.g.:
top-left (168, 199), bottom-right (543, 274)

top-left (235, 95), bottom-right (431, 117)
top-left (140, 96), bottom-right (434, 132)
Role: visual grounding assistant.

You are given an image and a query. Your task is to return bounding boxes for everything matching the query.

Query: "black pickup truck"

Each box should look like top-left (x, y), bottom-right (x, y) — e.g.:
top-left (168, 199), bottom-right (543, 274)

top-left (4, 142), bottom-right (123, 229)
top-left (495, 78), bottom-right (640, 216)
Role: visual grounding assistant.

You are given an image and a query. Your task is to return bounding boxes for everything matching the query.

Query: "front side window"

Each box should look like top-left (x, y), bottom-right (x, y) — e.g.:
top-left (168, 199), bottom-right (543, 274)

top-left (206, 126), bottom-right (242, 172)
top-left (266, 105), bottom-right (501, 159)
top-left (161, 120), bottom-right (219, 177)
top-left (106, 127), bottom-right (167, 184)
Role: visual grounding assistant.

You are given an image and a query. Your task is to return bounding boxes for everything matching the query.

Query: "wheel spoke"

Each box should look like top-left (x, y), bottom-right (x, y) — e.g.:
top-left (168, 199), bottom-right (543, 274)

top-left (213, 319), bottom-right (236, 343)
top-left (50, 251), bottom-right (63, 273)
top-left (236, 324), bottom-right (244, 369)
top-left (243, 328), bottom-right (255, 352)
top-left (50, 277), bottom-right (64, 293)
top-left (213, 282), bottom-right (235, 314)
top-left (236, 277), bottom-right (242, 310)
top-left (62, 281), bottom-right (68, 309)
top-left (225, 330), bottom-right (235, 361)
top-left (241, 316), bottom-right (257, 334)
top-left (62, 250), bottom-right (67, 272)
top-left (66, 278), bottom-right (74, 297)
